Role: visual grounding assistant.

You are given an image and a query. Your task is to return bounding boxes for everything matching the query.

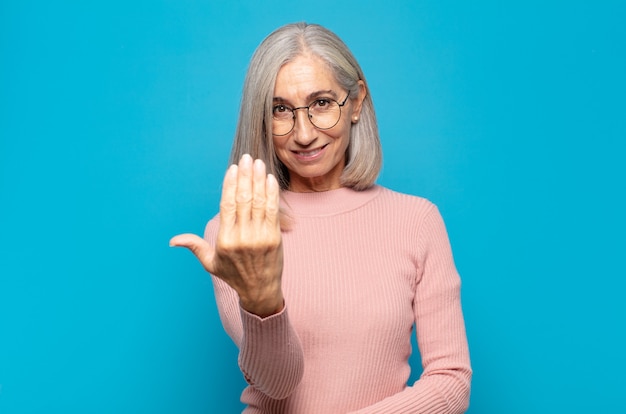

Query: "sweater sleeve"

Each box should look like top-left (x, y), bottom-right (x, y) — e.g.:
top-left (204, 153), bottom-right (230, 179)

top-left (350, 205), bottom-right (472, 414)
top-left (204, 218), bottom-right (305, 400)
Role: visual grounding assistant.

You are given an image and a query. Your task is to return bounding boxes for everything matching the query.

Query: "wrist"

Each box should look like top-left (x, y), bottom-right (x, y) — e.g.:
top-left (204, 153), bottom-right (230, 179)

top-left (239, 291), bottom-right (285, 318)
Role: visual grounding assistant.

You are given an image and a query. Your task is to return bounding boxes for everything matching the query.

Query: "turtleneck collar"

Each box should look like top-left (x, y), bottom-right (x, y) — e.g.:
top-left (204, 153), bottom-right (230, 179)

top-left (280, 185), bottom-right (382, 217)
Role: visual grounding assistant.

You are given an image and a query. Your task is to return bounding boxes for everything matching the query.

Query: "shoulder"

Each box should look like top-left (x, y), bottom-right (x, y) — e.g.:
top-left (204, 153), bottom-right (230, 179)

top-left (372, 185), bottom-right (437, 216)
top-left (370, 185), bottom-right (451, 239)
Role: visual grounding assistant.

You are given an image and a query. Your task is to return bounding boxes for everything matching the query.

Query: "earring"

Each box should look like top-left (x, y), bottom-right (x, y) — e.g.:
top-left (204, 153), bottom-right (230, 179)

top-left (352, 116), bottom-right (359, 123)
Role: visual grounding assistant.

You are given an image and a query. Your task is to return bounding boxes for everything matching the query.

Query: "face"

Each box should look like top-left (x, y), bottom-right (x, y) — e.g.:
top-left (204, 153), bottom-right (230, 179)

top-left (272, 54), bottom-right (365, 192)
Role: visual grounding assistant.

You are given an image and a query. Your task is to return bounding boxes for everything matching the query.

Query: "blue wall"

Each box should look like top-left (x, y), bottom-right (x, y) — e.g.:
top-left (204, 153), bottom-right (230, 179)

top-left (1, 1), bottom-right (624, 413)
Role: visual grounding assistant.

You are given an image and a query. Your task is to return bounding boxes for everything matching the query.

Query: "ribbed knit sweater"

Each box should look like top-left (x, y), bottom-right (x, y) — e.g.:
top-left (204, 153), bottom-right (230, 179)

top-left (204, 185), bottom-right (472, 413)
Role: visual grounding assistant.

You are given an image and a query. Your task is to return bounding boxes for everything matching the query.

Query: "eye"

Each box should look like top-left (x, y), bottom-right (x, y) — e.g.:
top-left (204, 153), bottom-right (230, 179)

top-left (273, 104), bottom-right (293, 118)
top-left (313, 98), bottom-right (332, 108)
top-left (310, 98), bottom-right (337, 114)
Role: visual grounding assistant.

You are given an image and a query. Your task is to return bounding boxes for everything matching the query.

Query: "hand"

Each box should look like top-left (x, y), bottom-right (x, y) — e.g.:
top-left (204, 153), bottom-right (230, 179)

top-left (170, 154), bottom-right (284, 317)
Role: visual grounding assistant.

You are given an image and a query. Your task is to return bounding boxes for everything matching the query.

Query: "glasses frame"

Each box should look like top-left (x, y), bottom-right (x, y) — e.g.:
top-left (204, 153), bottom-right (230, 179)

top-left (271, 91), bottom-right (350, 136)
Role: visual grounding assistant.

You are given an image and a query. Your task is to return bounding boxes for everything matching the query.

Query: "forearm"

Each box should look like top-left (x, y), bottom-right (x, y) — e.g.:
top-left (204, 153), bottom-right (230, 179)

top-left (213, 276), bottom-right (304, 400)
top-left (238, 305), bottom-right (304, 400)
top-left (349, 368), bottom-right (471, 414)
top-left (351, 206), bottom-right (472, 413)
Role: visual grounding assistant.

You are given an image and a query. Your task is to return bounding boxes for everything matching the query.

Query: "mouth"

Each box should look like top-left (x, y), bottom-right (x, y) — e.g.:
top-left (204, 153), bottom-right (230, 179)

top-left (292, 144), bottom-right (328, 159)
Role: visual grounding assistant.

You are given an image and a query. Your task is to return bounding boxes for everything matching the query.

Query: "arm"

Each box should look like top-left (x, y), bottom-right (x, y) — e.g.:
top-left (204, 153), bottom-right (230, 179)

top-left (351, 206), bottom-right (472, 413)
top-left (209, 239), bottom-right (304, 400)
top-left (172, 154), bottom-right (304, 399)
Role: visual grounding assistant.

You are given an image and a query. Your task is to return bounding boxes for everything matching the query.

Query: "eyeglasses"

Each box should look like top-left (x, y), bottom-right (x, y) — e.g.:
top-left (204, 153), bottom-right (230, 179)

top-left (271, 92), bottom-right (350, 136)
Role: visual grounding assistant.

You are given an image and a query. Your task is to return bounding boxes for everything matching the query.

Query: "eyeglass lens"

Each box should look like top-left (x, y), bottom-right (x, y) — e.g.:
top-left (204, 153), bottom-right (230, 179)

top-left (272, 97), bottom-right (344, 136)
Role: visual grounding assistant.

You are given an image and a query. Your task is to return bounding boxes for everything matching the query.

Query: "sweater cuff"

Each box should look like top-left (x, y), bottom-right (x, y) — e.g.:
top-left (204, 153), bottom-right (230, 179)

top-left (240, 302), bottom-right (287, 323)
top-left (238, 304), bottom-right (304, 399)
top-left (239, 303), bottom-right (296, 355)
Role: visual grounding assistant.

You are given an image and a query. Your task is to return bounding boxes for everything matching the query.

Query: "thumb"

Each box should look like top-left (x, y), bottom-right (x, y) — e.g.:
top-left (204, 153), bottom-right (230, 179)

top-left (170, 233), bottom-right (216, 274)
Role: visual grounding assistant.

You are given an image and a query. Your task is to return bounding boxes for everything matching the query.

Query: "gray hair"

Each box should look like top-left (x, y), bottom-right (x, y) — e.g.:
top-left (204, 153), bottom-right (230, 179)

top-left (229, 22), bottom-right (382, 190)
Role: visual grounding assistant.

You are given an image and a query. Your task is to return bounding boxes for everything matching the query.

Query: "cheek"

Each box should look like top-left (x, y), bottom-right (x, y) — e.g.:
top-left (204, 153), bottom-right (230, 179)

top-left (328, 115), bottom-right (352, 138)
top-left (272, 136), bottom-right (287, 152)
top-left (335, 121), bottom-right (353, 148)
top-left (272, 137), bottom-right (291, 163)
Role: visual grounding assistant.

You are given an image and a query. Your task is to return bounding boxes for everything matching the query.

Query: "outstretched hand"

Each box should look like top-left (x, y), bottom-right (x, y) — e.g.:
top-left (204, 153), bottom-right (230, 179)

top-left (170, 154), bottom-right (284, 318)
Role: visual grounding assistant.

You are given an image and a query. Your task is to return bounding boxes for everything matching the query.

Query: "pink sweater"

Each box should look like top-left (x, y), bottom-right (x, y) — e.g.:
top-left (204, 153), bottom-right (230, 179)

top-left (205, 185), bottom-right (472, 413)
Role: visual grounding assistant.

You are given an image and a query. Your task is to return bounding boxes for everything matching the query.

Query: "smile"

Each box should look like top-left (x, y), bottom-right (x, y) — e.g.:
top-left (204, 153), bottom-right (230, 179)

top-left (292, 144), bottom-right (328, 160)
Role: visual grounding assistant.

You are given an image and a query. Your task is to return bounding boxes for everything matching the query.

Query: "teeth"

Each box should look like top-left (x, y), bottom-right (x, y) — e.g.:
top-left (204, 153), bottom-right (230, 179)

top-left (298, 148), bottom-right (321, 157)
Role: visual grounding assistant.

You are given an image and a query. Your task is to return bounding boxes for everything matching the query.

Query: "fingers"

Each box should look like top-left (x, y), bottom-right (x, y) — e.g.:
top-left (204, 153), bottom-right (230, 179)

top-left (169, 233), bottom-right (216, 274)
top-left (251, 159), bottom-right (267, 221)
top-left (235, 154), bottom-right (253, 223)
top-left (224, 154), bottom-right (275, 224)
top-left (265, 173), bottom-right (280, 229)
top-left (219, 163), bottom-right (238, 231)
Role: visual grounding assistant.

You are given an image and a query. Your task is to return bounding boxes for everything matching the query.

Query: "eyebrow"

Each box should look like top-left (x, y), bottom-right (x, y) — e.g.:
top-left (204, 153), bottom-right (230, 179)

top-left (273, 89), bottom-right (338, 104)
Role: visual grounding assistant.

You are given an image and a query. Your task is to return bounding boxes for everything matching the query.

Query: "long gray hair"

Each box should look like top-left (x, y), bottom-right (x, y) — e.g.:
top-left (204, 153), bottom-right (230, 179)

top-left (229, 22), bottom-right (382, 191)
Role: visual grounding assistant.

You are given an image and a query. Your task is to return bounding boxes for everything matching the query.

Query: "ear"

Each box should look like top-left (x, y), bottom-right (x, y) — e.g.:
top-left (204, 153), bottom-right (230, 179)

top-left (351, 80), bottom-right (367, 122)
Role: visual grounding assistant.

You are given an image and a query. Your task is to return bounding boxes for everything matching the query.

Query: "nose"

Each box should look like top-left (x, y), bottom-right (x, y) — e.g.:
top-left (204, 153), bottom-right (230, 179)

top-left (292, 107), bottom-right (317, 146)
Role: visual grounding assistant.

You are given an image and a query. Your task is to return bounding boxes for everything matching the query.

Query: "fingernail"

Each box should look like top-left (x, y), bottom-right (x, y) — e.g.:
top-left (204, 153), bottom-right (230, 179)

top-left (254, 158), bottom-right (265, 171)
top-left (267, 173), bottom-right (279, 188)
top-left (241, 154), bottom-right (252, 166)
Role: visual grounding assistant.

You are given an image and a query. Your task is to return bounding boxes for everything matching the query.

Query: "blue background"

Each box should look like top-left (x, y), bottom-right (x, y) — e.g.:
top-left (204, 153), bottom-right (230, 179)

top-left (1, 1), bottom-right (625, 413)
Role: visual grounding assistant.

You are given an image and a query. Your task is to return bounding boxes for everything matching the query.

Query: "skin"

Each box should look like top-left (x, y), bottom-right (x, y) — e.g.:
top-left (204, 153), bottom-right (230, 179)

top-left (170, 53), bottom-right (367, 317)
top-left (170, 155), bottom-right (284, 317)
top-left (273, 54), bottom-right (366, 192)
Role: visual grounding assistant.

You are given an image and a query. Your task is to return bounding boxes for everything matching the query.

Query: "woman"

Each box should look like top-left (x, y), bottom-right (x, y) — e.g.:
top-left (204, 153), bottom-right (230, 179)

top-left (171, 22), bottom-right (472, 413)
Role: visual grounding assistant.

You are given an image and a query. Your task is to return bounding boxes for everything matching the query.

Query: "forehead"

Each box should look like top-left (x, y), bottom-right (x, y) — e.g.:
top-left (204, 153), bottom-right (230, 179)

top-left (274, 54), bottom-right (340, 100)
